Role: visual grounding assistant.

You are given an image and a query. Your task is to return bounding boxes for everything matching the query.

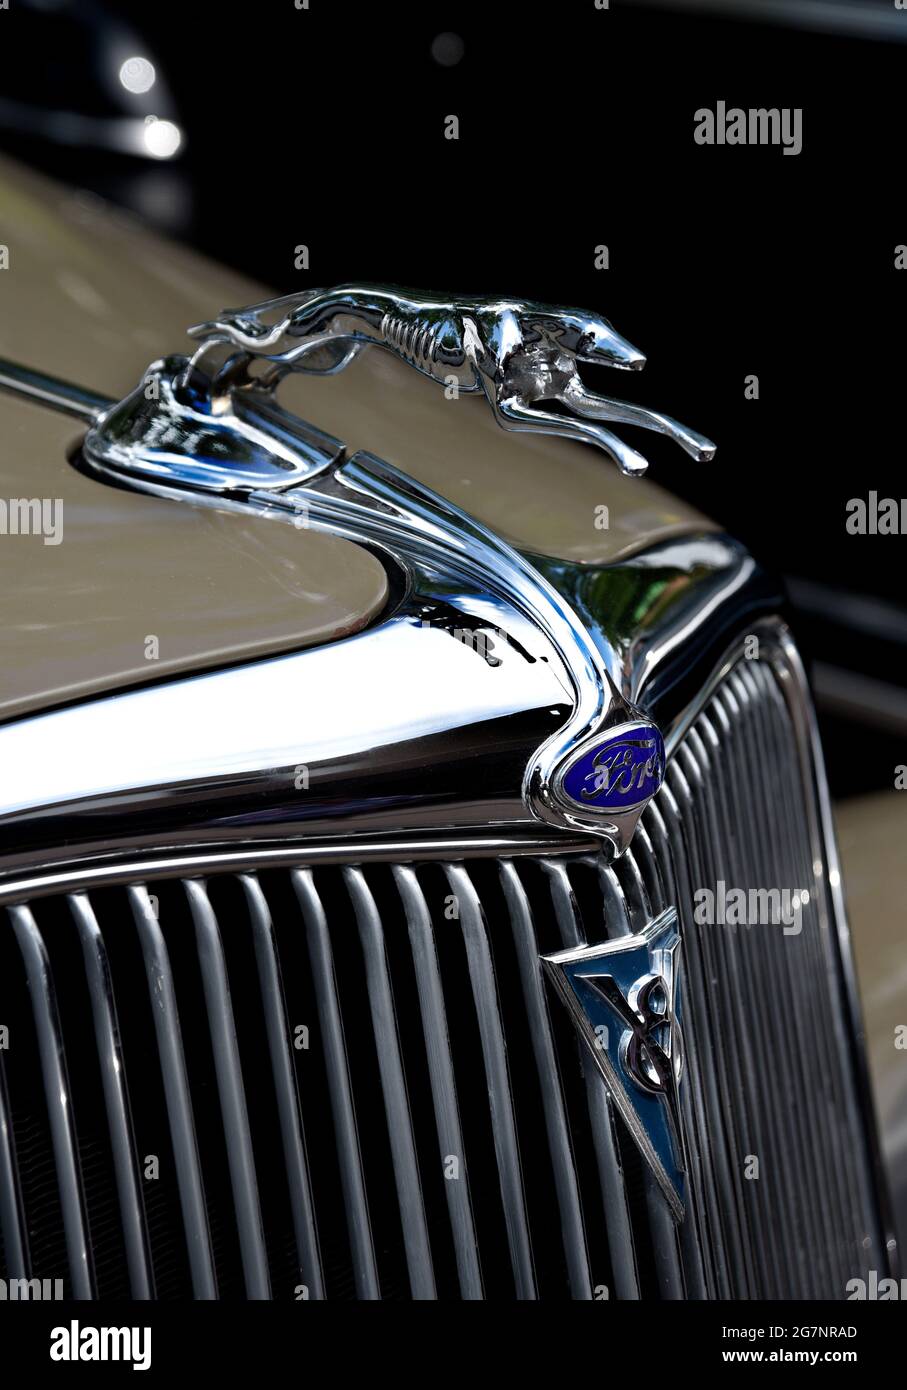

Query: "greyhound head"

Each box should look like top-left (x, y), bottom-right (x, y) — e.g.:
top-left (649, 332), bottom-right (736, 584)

top-left (524, 308), bottom-right (647, 372)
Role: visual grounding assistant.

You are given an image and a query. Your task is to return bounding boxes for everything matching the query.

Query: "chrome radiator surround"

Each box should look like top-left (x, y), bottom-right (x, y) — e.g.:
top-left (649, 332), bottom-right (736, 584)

top-left (0, 641), bottom-right (894, 1299)
top-left (0, 411), bottom-right (895, 1294)
top-left (0, 518), bottom-right (779, 872)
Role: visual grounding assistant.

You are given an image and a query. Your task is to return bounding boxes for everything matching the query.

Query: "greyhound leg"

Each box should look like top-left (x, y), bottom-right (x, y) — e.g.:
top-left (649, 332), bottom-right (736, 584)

top-left (465, 334), bottom-right (650, 475)
top-left (490, 392), bottom-right (651, 476)
top-left (557, 377), bottom-right (716, 461)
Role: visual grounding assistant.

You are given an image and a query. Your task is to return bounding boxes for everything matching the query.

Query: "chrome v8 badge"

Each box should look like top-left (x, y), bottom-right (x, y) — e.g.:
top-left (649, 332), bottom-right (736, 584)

top-left (542, 907), bottom-right (685, 1218)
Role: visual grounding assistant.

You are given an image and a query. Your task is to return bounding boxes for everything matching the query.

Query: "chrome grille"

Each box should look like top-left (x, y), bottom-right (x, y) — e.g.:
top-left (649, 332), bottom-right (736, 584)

top-left (0, 656), bottom-right (885, 1298)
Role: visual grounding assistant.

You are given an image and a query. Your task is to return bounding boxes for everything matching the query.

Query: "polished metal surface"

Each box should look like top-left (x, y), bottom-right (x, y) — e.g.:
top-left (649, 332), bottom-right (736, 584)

top-left (85, 352), bottom-right (343, 493)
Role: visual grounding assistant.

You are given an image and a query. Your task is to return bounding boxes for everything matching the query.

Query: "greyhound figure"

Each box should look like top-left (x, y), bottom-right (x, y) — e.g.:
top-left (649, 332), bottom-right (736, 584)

top-left (188, 285), bottom-right (716, 477)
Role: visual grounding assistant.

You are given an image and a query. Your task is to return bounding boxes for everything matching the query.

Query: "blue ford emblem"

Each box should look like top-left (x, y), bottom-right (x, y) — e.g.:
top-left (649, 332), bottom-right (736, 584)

top-left (560, 722), bottom-right (665, 812)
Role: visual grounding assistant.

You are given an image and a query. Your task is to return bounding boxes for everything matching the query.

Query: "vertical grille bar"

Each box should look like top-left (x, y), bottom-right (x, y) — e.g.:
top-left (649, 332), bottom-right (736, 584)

top-left (674, 736), bottom-right (764, 1297)
top-left (343, 867), bottom-right (436, 1300)
top-left (614, 850), bottom-right (685, 1301)
top-left (291, 869), bottom-right (380, 1299)
top-left (8, 904), bottom-right (94, 1299)
top-left (443, 864), bottom-right (537, 1299)
top-left (239, 874), bottom-right (324, 1300)
top-left (726, 672), bottom-right (832, 1294)
top-left (749, 664), bottom-right (875, 1282)
top-left (632, 823), bottom-right (709, 1302)
top-left (391, 866), bottom-right (483, 1299)
top-left (643, 799), bottom-right (723, 1299)
top-left (706, 686), bottom-right (805, 1297)
top-left (183, 880), bottom-right (271, 1300)
top-left (728, 675), bottom-right (832, 1292)
top-left (68, 893), bottom-right (153, 1300)
top-left (127, 884), bottom-right (217, 1300)
top-left (651, 783), bottom-right (735, 1296)
top-left (685, 709), bottom-right (789, 1299)
top-left (541, 859), bottom-right (641, 1300)
top-left (664, 762), bottom-right (757, 1294)
top-left (498, 860), bottom-right (593, 1300)
top-left (0, 1049), bottom-right (28, 1278)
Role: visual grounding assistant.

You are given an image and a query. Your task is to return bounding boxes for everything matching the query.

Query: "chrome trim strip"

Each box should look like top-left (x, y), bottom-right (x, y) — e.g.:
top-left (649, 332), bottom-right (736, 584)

top-left (0, 357), bottom-right (111, 424)
top-left (0, 832), bottom-right (594, 906)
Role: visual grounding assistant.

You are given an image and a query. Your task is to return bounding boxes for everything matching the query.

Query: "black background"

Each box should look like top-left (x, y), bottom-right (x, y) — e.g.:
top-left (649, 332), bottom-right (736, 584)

top-left (1, 0), bottom-right (904, 791)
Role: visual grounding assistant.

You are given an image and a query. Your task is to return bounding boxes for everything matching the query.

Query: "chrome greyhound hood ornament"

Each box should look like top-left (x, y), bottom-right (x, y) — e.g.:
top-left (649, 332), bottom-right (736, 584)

top-left (180, 285), bottom-right (716, 478)
top-left (74, 286), bottom-right (700, 855)
top-left (82, 285), bottom-right (715, 491)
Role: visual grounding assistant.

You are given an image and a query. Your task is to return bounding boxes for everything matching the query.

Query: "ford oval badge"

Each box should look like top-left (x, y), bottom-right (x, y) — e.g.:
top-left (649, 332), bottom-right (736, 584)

top-left (558, 720), bottom-right (665, 813)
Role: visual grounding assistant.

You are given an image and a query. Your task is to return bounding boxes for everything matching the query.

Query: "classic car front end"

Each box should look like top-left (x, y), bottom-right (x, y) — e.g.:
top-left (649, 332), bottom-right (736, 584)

top-left (0, 157), bottom-right (896, 1302)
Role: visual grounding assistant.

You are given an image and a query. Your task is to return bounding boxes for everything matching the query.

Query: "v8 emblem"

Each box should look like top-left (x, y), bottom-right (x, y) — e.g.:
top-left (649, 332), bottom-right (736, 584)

top-left (542, 907), bottom-right (686, 1219)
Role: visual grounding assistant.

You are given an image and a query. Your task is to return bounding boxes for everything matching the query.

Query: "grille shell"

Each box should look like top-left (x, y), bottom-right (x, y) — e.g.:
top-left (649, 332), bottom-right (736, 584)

top-left (0, 656), bottom-right (886, 1298)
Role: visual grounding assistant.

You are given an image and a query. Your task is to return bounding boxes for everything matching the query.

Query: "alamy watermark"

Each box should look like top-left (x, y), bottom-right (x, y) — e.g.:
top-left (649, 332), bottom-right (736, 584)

top-left (0, 497), bottom-right (63, 545)
top-left (846, 1271), bottom-right (907, 1300)
top-left (0, 1276), bottom-right (64, 1300)
top-left (694, 102), bottom-right (802, 156)
top-left (693, 880), bottom-right (807, 935)
top-left (50, 1321), bottom-right (151, 1371)
top-left (846, 492), bottom-right (907, 535)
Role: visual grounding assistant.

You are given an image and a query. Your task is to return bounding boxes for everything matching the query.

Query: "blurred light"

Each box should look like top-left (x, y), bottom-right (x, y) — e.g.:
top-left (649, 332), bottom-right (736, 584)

top-left (124, 169), bottom-right (193, 235)
top-left (431, 32), bottom-right (465, 66)
top-left (143, 117), bottom-right (181, 159)
top-left (623, 0), bottom-right (907, 43)
top-left (119, 56), bottom-right (156, 94)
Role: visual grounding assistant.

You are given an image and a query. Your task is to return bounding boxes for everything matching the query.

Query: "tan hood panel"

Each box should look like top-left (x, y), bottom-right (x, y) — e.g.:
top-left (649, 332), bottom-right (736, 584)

top-left (0, 394), bottom-right (388, 723)
top-left (0, 159), bottom-right (390, 721)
